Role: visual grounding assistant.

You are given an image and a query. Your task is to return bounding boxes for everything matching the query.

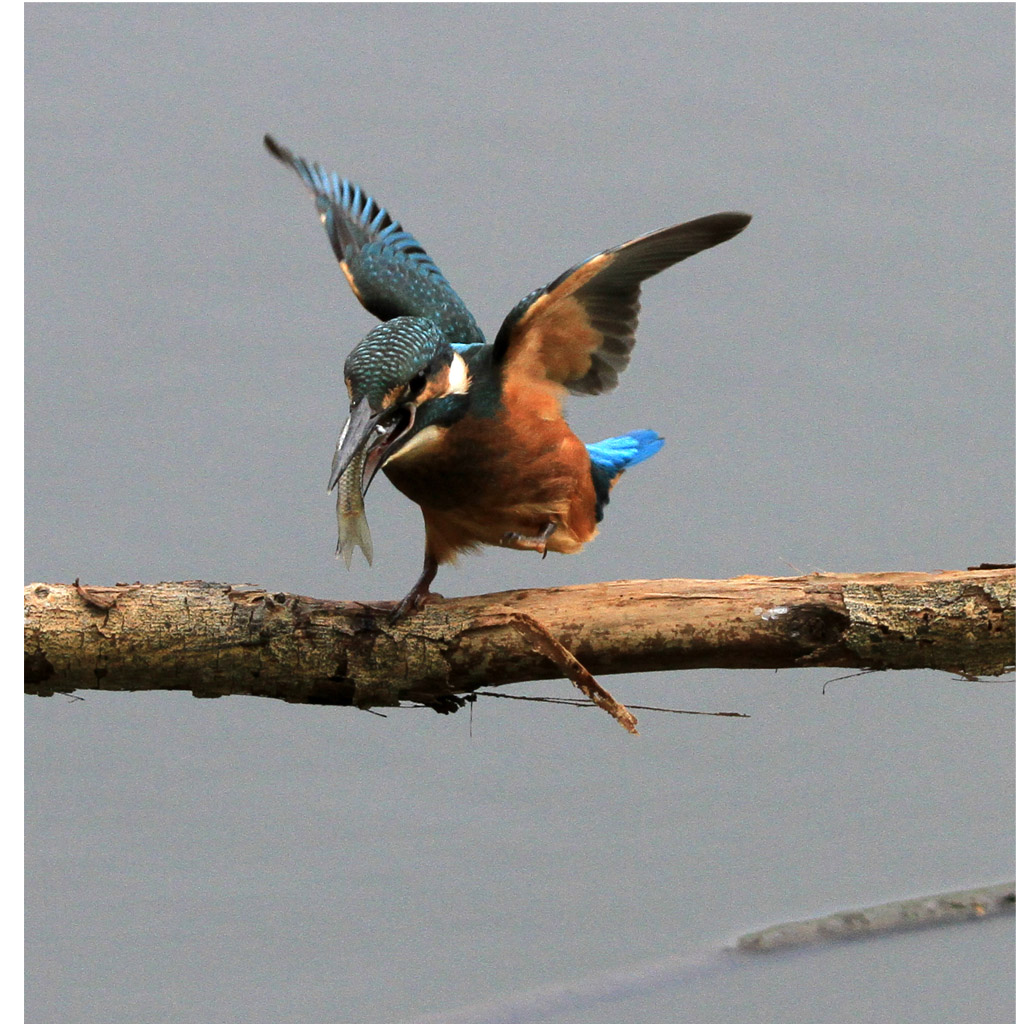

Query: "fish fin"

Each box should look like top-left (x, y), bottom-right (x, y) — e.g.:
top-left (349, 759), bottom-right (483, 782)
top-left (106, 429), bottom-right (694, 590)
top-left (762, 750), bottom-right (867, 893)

top-left (336, 498), bottom-right (374, 567)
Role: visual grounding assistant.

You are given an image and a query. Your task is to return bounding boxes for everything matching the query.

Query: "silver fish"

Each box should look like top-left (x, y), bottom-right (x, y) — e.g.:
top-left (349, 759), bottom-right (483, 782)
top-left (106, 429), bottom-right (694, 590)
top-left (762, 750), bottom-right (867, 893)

top-left (335, 449), bottom-right (373, 568)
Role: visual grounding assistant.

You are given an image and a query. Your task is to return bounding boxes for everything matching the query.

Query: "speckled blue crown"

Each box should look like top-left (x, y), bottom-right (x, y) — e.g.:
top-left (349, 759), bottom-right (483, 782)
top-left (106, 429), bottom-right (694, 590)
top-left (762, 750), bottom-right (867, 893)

top-left (344, 317), bottom-right (450, 409)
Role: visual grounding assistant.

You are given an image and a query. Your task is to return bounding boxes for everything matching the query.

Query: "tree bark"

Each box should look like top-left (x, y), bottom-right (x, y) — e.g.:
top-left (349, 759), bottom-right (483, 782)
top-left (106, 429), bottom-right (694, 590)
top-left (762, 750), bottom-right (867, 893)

top-left (24, 568), bottom-right (1014, 721)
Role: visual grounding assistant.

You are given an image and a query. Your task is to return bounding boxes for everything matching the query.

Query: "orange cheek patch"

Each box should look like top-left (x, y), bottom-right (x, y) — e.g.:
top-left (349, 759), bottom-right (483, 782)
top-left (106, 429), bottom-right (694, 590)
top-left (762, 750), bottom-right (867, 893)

top-left (381, 385), bottom-right (405, 410)
top-left (418, 373), bottom-right (449, 404)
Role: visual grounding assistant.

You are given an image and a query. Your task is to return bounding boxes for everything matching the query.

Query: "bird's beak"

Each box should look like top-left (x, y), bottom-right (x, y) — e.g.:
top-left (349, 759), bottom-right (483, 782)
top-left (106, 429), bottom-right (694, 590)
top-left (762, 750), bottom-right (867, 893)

top-left (328, 396), bottom-right (415, 494)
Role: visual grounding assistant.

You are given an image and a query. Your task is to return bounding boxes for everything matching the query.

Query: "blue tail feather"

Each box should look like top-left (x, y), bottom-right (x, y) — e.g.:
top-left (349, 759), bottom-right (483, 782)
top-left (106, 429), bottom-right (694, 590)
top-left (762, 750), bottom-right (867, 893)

top-left (586, 430), bottom-right (664, 522)
top-left (586, 430), bottom-right (664, 473)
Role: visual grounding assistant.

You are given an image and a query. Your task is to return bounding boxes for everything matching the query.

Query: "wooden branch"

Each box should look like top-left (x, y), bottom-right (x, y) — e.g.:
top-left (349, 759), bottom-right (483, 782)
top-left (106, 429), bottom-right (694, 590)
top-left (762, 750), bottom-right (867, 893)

top-left (24, 568), bottom-right (1014, 721)
top-left (734, 881), bottom-right (1015, 952)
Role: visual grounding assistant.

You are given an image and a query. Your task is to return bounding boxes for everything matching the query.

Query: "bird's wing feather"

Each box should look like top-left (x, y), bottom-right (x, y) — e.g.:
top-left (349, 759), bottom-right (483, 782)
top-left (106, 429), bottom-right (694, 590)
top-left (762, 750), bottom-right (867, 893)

top-left (493, 213), bottom-right (751, 395)
top-left (265, 135), bottom-right (484, 347)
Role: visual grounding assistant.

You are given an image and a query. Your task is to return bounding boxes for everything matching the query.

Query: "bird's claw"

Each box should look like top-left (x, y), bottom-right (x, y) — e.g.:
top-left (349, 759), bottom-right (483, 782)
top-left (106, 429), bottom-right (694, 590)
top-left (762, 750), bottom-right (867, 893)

top-left (389, 586), bottom-right (442, 623)
top-left (500, 531), bottom-right (546, 555)
top-left (500, 523), bottom-right (556, 556)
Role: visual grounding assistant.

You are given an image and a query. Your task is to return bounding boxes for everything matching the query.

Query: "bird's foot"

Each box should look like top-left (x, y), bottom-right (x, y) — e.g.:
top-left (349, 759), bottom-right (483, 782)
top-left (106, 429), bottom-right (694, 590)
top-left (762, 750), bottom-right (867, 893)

top-left (500, 522), bottom-right (556, 557)
top-left (389, 583), bottom-right (443, 624)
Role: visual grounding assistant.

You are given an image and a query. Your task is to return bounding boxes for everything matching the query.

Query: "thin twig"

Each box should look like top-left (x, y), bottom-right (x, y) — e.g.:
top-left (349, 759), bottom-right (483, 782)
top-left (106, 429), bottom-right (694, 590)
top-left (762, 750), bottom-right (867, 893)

top-left (472, 611), bottom-right (639, 733)
top-left (821, 668), bottom-right (880, 694)
top-left (474, 691), bottom-right (749, 718)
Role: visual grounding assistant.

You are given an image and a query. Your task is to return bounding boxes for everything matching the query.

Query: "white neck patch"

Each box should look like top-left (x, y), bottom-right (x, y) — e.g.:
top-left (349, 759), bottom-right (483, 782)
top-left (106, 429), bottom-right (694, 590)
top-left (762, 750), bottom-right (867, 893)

top-left (446, 352), bottom-right (471, 396)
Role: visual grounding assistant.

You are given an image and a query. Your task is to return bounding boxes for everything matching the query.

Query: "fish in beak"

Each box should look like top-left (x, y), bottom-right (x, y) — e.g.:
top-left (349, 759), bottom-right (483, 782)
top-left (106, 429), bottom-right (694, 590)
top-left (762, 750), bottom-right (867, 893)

top-left (328, 397), bottom-right (416, 567)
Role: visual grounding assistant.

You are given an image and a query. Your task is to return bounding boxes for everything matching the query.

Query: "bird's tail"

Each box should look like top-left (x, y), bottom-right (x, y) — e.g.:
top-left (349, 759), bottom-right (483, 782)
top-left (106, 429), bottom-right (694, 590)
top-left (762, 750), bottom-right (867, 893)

top-left (586, 430), bottom-right (664, 522)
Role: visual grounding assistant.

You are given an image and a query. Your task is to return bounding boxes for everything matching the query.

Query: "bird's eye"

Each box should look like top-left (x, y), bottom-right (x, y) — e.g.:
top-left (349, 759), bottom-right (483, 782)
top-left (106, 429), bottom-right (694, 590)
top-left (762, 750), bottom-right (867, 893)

top-left (408, 371), bottom-right (428, 399)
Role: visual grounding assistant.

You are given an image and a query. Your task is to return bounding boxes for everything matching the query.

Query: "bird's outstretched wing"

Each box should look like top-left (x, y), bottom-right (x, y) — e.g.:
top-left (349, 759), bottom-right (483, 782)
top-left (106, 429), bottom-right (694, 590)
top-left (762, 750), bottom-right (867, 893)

top-left (493, 213), bottom-right (751, 395)
top-left (264, 135), bottom-right (484, 347)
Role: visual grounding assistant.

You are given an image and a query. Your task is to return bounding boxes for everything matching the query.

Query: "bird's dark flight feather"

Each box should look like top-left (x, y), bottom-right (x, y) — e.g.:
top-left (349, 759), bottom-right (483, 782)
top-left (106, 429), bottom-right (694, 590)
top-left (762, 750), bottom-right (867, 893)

top-left (493, 212), bottom-right (752, 395)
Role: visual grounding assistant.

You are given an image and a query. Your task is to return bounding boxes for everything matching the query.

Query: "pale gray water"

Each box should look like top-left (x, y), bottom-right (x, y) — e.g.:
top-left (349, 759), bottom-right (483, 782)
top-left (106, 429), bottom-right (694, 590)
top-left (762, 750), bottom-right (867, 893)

top-left (25, 6), bottom-right (1013, 1023)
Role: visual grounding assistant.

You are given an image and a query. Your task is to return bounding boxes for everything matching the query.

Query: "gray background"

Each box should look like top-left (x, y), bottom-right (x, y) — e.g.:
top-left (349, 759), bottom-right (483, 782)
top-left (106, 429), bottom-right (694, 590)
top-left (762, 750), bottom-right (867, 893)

top-left (25, 5), bottom-right (1013, 1023)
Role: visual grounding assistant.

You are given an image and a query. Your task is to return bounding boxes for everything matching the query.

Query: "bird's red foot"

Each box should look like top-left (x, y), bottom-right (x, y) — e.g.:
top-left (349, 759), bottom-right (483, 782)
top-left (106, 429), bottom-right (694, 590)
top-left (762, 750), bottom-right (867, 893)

top-left (500, 522), bottom-right (556, 557)
top-left (389, 553), bottom-right (441, 623)
top-left (389, 584), bottom-right (443, 623)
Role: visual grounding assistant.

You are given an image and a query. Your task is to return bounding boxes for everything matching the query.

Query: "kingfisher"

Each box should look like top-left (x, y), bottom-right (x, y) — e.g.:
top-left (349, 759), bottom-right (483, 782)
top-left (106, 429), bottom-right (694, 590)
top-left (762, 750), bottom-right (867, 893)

top-left (265, 135), bottom-right (750, 619)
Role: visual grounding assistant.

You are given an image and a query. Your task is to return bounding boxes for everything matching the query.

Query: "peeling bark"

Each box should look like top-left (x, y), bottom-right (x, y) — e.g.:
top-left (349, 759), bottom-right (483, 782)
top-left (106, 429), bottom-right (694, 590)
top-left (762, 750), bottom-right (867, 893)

top-left (24, 569), bottom-right (1014, 720)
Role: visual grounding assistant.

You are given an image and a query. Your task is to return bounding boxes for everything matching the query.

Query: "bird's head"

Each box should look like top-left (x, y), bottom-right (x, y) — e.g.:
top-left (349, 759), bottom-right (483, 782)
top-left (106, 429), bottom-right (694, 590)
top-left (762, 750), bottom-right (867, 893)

top-left (329, 316), bottom-right (471, 492)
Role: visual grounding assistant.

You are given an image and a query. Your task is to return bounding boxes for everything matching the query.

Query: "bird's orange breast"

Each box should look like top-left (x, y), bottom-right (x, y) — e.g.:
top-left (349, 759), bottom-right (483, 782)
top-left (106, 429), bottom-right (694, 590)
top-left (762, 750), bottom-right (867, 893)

top-left (384, 380), bottom-right (598, 564)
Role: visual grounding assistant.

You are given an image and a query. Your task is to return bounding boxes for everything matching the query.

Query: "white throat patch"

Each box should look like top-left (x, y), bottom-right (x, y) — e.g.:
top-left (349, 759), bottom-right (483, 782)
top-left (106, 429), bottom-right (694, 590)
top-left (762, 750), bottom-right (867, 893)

top-left (384, 424), bottom-right (443, 465)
